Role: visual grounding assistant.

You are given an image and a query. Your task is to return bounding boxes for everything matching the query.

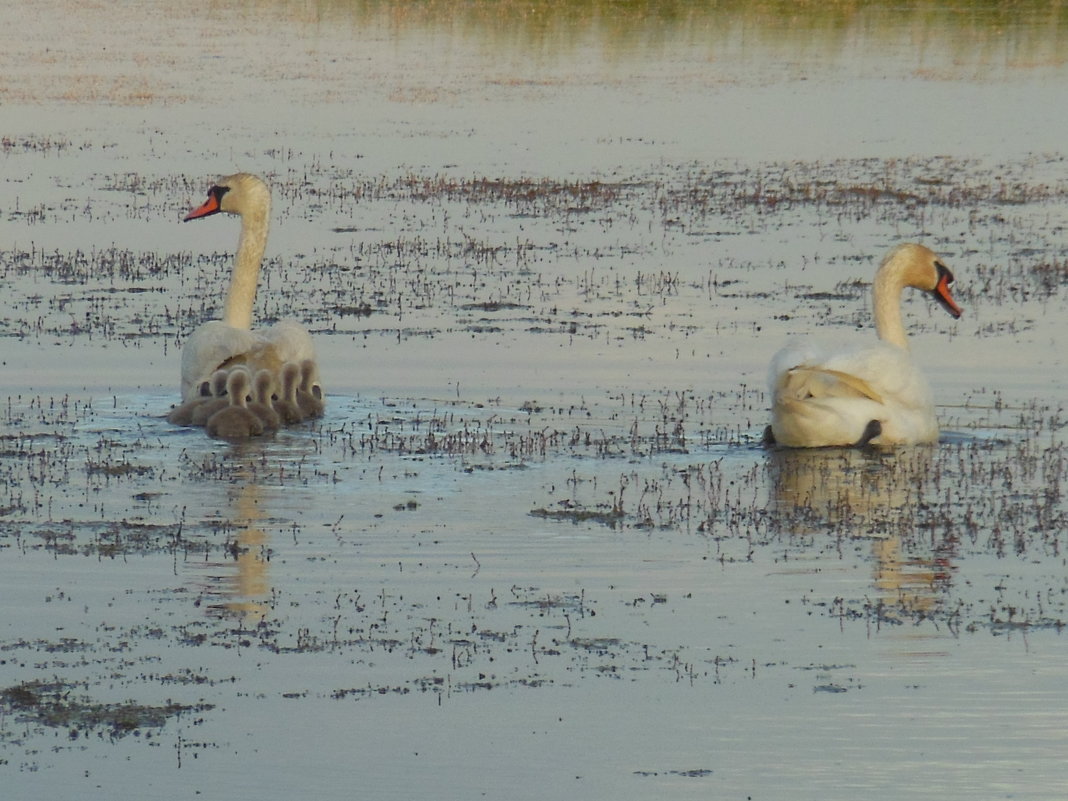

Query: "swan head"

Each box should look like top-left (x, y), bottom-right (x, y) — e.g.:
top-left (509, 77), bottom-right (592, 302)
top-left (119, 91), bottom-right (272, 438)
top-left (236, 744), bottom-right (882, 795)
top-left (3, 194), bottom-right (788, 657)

top-left (930, 261), bottom-right (962, 319)
top-left (184, 173), bottom-right (271, 222)
top-left (879, 243), bottom-right (962, 320)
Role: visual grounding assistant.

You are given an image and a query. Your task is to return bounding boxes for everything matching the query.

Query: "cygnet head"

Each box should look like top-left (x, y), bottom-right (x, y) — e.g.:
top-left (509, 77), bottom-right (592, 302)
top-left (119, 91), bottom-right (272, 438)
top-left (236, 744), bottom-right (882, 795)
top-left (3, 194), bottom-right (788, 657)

top-left (298, 360), bottom-right (320, 392)
top-left (225, 368), bottom-right (253, 408)
top-left (272, 362), bottom-right (305, 425)
top-left (281, 362), bottom-right (302, 403)
top-left (209, 369), bottom-right (230, 397)
top-left (296, 359), bottom-right (325, 418)
top-left (253, 369), bottom-right (276, 404)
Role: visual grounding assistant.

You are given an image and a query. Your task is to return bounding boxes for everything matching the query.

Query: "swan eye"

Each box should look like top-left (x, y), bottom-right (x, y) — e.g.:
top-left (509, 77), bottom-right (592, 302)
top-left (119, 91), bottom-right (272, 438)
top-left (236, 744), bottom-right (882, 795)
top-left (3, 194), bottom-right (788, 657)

top-left (935, 261), bottom-right (954, 285)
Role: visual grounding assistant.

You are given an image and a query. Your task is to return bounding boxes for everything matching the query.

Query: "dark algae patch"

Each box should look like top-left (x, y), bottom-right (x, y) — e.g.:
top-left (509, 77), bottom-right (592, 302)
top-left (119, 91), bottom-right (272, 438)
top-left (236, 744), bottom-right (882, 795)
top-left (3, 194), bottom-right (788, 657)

top-left (0, 681), bottom-right (213, 741)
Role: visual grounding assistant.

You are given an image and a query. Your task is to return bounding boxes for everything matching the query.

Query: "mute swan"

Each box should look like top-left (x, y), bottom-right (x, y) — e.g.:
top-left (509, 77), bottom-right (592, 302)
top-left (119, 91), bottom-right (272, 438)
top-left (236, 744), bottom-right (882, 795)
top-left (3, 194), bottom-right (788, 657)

top-left (296, 359), bottom-right (325, 419)
top-left (248, 369), bottom-right (282, 431)
top-left (273, 362), bottom-right (305, 425)
top-left (207, 369), bottom-right (264, 439)
top-left (179, 173), bottom-right (320, 403)
top-left (767, 243), bottom-right (962, 448)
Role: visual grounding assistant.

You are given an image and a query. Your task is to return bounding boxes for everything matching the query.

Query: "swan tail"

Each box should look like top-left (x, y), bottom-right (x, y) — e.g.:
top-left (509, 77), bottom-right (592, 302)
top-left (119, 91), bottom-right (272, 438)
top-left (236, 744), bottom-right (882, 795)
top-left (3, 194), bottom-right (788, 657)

top-left (771, 394), bottom-right (885, 448)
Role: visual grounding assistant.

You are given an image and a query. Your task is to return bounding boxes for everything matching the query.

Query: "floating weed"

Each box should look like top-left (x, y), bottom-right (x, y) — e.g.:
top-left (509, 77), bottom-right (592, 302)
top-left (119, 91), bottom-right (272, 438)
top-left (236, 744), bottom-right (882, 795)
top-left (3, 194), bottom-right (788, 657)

top-left (0, 680), bottom-right (212, 741)
top-left (529, 502), bottom-right (624, 528)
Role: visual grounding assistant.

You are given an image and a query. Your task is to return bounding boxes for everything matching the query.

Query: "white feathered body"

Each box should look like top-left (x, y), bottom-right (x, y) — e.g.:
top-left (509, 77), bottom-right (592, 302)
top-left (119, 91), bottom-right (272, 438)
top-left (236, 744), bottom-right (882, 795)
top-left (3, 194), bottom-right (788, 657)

top-left (180, 318), bottom-right (315, 402)
top-left (769, 340), bottom-right (937, 447)
top-left (767, 243), bottom-right (961, 448)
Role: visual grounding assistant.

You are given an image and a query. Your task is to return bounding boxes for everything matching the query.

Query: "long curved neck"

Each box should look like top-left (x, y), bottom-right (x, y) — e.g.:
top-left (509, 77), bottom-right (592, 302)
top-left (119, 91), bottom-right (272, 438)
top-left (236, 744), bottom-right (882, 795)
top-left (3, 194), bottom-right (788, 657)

top-left (222, 203), bottom-right (269, 330)
top-left (872, 268), bottom-right (908, 350)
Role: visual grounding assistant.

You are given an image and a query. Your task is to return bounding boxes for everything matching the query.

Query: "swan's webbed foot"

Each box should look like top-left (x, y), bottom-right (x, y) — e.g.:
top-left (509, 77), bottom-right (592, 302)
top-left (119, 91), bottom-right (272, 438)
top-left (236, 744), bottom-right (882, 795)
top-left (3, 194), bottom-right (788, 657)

top-left (854, 419), bottom-right (882, 448)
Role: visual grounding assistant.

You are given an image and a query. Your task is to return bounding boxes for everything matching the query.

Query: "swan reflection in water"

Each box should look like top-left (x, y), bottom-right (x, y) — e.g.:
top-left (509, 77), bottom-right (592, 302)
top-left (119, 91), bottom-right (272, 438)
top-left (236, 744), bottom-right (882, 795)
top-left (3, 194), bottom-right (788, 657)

top-left (190, 476), bottom-right (271, 621)
top-left (766, 446), bottom-right (955, 615)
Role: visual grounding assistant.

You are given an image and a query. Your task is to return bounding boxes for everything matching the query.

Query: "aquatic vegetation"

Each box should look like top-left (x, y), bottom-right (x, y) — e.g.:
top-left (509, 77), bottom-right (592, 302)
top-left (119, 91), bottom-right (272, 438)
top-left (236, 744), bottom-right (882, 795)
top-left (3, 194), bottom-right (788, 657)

top-left (0, 680), bottom-right (212, 741)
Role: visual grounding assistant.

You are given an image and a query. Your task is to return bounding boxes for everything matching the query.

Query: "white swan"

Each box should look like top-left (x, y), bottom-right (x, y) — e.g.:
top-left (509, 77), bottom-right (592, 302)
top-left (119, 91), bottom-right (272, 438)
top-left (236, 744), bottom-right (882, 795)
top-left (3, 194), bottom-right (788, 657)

top-left (179, 173), bottom-right (319, 402)
top-left (767, 243), bottom-right (962, 448)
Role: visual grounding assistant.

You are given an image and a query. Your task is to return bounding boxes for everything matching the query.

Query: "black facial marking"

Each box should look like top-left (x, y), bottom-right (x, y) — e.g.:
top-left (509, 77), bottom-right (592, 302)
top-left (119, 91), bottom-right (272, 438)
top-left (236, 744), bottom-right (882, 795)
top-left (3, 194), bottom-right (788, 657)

top-left (935, 261), bottom-right (954, 285)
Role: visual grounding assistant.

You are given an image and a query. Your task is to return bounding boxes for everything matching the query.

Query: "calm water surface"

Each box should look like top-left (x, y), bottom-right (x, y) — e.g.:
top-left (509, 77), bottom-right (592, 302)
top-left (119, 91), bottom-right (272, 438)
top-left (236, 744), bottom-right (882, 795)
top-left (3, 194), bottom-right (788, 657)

top-left (1, 2), bottom-right (1067, 799)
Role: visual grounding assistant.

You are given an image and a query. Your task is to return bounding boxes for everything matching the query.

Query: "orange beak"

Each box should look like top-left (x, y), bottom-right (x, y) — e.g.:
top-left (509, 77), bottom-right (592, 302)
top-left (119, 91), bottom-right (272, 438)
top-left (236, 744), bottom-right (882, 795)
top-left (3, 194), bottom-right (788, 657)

top-left (931, 263), bottom-right (965, 320)
top-left (932, 263), bottom-right (962, 319)
top-left (183, 188), bottom-right (223, 221)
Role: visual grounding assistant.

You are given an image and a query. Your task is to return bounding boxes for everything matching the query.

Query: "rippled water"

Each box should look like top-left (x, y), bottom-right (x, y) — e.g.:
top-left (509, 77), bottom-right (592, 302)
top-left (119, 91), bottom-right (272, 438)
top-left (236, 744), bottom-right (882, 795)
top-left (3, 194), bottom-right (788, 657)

top-left (1, 2), bottom-right (1067, 799)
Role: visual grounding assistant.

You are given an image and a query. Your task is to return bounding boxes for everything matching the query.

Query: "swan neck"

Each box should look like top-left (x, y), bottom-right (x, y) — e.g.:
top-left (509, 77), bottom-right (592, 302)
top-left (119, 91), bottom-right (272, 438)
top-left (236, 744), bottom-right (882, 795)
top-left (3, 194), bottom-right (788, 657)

top-left (872, 269), bottom-right (909, 349)
top-left (222, 205), bottom-right (269, 330)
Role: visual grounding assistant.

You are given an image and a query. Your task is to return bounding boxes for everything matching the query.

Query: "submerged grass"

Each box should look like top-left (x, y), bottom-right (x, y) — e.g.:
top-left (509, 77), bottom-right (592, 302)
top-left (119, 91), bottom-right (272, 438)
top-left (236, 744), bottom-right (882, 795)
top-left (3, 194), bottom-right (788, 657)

top-left (0, 681), bottom-right (212, 741)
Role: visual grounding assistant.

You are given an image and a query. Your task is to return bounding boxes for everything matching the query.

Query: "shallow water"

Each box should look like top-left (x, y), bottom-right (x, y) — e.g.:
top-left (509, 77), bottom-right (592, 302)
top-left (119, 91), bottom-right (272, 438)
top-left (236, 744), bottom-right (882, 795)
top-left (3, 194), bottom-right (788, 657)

top-left (1, 2), bottom-right (1067, 799)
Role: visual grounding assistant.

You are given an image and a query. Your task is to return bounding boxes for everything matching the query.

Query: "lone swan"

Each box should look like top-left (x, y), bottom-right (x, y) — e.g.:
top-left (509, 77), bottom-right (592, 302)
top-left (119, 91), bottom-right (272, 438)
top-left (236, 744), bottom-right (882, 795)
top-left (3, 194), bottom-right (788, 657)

top-left (767, 243), bottom-right (962, 448)
top-left (179, 173), bottom-right (320, 403)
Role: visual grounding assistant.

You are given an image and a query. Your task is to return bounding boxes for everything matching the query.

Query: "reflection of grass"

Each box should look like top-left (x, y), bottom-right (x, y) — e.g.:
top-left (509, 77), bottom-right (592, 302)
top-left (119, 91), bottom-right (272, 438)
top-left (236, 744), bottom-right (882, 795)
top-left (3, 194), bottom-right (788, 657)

top-left (265, 0), bottom-right (1068, 68)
